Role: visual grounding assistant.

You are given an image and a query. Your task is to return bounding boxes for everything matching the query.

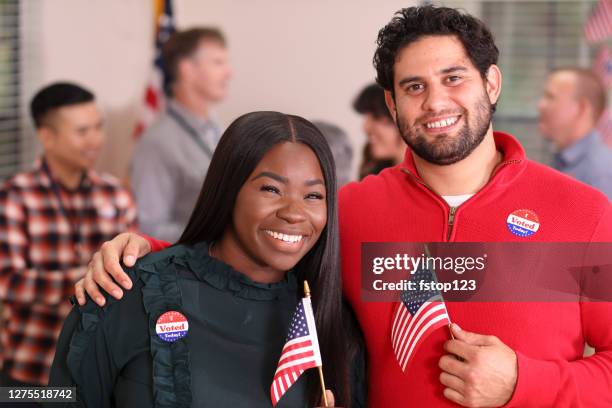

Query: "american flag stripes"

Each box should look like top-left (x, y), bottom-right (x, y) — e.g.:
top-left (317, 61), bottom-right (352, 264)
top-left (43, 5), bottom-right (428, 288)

top-left (593, 46), bottom-right (612, 88)
top-left (596, 109), bottom-right (612, 148)
top-left (585, 0), bottom-right (612, 44)
top-left (391, 263), bottom-right (450, 373)
top-left (592, 46), bottom-right (612, 148)
top-left (270, 297), bottom-right (322, 406)
top-left (133, 0), bottom-right (175, 139)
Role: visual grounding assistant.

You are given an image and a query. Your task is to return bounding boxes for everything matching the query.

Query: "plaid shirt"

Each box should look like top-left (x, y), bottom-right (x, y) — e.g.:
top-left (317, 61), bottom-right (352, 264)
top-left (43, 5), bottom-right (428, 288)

top-left (0, 160), bottom-right (137, 385)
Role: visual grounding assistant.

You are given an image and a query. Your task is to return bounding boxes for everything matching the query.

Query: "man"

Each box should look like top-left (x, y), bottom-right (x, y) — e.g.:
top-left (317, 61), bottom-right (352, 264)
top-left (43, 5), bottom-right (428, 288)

top-left (132, 27), bottom-right (232, 242)
top-left (0, 83), bottom-right (137, 386)
top-left (538, 67), bottom-right (612, 199)
top-left (340, 7), bottom-right (611, 407)
top-left (353, 83), bottom-right (406, 179)
top-left (76, 6), bottom-right (612, 407)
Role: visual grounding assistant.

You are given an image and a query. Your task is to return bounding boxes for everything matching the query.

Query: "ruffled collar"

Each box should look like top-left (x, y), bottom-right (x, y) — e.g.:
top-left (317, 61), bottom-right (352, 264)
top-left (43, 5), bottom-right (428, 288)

top-left (186, 242), bottom-right (298, 301)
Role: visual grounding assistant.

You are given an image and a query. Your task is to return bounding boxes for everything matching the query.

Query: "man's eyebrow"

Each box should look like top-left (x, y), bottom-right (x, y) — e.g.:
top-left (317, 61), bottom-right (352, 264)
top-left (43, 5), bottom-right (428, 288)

top-left (252, 172), bottom-right (288, 184)
top-left (397, 66), bottom-right (469, 87)
top-left (398, 76), bottom-right (423, 87)
top-left (439, 66), bottom-right (468, 75)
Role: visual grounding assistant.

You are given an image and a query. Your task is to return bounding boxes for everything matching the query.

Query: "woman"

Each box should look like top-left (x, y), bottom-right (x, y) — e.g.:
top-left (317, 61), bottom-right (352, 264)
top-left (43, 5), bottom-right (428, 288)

top-left (353, 83), bottom-right (407, 179)
top-left (49, 112), bottom-right (364, 407)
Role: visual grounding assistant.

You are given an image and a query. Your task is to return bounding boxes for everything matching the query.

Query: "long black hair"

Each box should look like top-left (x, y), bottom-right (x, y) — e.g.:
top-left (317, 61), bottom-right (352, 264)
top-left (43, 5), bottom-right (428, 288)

top-left (178, 111), bottom-right (356, 406)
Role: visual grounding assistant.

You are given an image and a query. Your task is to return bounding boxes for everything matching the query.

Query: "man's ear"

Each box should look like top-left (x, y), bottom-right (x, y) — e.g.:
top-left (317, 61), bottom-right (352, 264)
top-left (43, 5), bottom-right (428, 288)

top-left (485, 64), bottom-right (502, 104)
top-left (37, 126), bottom-right (55, 151)
top-left (177, 58), bottom-right (193, 82)
top-left (577, 97), bottom-right (595, 124)
top-left (384, 90), bottom-right (397, 123)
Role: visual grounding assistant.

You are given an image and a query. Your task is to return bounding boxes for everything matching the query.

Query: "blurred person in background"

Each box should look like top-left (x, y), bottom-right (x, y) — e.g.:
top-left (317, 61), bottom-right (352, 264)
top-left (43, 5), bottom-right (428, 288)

top-left (538, 67), bottom-right (612, 200)
top-left (357, 144), bottom-right (394, 180)
top-left (0, 82), bottom-right (137, 387)
top-left (353, 83), bottom-right (406, 179)
top-left (312, 120), bottom-right (354, 187)
top-left (132, 27), bottom-right (232, 242)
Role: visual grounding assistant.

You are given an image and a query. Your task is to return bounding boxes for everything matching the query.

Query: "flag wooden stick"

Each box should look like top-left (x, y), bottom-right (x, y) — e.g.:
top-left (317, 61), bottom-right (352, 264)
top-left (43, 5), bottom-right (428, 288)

top-left (318, 366), bottom-right (329, 407)
top-left (304, 281), bottom-right (329, 407)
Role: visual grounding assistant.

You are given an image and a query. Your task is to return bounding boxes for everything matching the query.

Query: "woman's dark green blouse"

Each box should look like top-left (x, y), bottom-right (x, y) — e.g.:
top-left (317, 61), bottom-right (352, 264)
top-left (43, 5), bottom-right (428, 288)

top-left (48, 242), bottom-right (350, 408)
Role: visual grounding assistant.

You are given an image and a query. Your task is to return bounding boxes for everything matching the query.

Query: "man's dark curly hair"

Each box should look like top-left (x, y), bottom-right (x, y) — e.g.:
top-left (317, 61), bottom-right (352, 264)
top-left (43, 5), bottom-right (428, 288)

top-left (374, 5), bottom-right (499, 93)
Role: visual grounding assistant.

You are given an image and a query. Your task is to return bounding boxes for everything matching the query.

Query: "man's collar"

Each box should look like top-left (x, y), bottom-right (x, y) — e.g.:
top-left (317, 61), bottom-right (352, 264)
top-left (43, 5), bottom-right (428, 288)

top-left (398, 131), bottom-right (527, 198)
top-left (168, 99), bottom-right (216, 131)
top-left (556, 130), bottom-right (599, 167)
top-left (37, 157), bottom-right (92, 191)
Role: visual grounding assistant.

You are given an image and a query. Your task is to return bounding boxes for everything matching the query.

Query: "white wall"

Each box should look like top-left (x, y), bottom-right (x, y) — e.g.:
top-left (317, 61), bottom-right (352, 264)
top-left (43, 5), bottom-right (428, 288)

top-left (21, 0), bottom-right (418, 179)
top-left (20, 0), bottom-right (153, 177)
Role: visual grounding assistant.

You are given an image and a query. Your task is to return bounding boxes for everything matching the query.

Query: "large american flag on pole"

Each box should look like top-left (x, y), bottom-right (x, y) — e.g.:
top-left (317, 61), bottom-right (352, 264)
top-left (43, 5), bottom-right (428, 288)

top-left (133, 0), bottom-right (175, 139)
top-left (270, 297), bottom-right (322, 406)
top-left (391, 258), bottom-right (450, 372)
top-left (592, 46), bottom-right (612, 147)
top-left (596, 109), bottom-right (612, 148)
top-left (593, 45), bottom-right (612, 88)
top-left (584, 0), bottom-right (612, 44)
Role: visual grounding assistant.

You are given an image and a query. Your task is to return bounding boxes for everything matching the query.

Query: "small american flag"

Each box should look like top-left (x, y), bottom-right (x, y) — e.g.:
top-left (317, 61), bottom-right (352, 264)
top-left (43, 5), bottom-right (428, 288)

top-left (270, 297), bottom-right (322, 406)
top-left (391, 259), bottom-right (450, 372)
top-left (133, 0), bottom-right (175, 139)
top-left (585, 0), bottom-right (612, 44)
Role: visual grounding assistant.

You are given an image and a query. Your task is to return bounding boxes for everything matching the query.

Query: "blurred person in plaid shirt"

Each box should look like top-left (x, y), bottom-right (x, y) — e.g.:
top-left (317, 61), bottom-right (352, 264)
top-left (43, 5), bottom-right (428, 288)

top-left (0, 82), bottom-right (137, 387)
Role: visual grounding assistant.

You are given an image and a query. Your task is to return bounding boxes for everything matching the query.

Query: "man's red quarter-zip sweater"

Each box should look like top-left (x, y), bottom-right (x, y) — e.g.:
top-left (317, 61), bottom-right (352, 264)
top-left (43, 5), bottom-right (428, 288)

top-left (339, 131), bottom-right (612, 407)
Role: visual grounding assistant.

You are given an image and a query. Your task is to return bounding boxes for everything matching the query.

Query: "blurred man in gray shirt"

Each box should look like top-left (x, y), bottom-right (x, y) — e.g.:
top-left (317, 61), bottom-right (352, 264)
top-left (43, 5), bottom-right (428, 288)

top-left (539, 67), bottom-right (612, 200)
top-left (132, 28), bottom-right (232, 241)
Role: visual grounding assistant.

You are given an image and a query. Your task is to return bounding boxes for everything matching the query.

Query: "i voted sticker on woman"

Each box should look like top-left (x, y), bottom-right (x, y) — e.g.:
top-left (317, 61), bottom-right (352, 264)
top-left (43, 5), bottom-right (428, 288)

top-left (155, 311), bottom-right (189, 342)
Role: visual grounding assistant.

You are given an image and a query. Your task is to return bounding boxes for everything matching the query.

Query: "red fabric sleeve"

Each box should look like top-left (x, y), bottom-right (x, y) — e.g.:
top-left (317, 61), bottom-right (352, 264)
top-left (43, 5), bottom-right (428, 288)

top-left (506, 205), bottom-right (612, 407)
top-left (141, 234), bottom-right (171, 252)
top-left (506, 300), bottom-right (612, 407)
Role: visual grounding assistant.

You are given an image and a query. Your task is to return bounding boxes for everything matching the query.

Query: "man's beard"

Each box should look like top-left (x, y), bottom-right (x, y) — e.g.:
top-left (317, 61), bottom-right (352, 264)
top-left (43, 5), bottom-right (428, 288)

top-left (396, 91), bottom-right (493, 166)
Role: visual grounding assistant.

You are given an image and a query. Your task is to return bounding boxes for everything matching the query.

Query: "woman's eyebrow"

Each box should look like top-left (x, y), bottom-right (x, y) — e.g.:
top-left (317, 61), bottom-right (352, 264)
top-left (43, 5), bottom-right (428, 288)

top-left (252, 172), bottom-right (288, 183)
top-left (305, 179), bottom-right (324, 186)
top-left (252, 172), bottom-right (324, 186)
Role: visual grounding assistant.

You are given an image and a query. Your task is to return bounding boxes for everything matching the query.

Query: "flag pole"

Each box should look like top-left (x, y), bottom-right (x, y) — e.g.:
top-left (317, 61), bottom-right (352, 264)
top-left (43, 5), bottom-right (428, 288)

top-left (304, 280), bottom-right (329, 407)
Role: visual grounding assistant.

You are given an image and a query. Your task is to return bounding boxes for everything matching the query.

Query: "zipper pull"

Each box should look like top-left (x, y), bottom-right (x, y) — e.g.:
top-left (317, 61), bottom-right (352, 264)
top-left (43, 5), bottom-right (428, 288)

top-left (447, 207), bottom-right (457, 241)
